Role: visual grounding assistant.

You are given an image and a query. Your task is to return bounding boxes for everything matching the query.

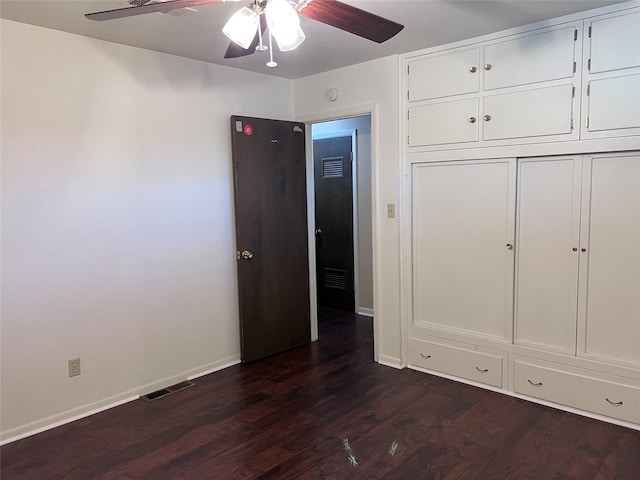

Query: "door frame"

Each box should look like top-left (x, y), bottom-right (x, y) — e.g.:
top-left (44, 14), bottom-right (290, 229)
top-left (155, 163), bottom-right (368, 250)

top-left (312, 129), bottom-right (359, 315)
top-left (298, 104), bottom-right (379, 361)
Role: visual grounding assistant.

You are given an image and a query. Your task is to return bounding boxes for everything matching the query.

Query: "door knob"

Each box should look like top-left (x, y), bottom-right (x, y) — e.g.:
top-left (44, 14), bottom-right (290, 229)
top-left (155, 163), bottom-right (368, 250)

top-left (315, 228), bottom-right (322, 235)
top-left (506, 243), bottom-right (514, 250)
top-left (241, 250), bottom-right (254, 260)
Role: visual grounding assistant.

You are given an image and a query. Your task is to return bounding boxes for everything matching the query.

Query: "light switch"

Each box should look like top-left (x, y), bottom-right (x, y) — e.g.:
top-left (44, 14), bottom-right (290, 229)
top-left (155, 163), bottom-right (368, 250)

top-left (387, 203), bottom-right (396, 218)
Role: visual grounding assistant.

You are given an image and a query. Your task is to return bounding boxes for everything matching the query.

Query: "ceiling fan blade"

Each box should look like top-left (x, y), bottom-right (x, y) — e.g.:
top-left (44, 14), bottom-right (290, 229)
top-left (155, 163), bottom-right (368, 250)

top-left (296, 0), bottom-right (404, 43)
top-left (224, 14), bottom-right (267, 59)
top-left (85, 0), bottom-right (235, 21)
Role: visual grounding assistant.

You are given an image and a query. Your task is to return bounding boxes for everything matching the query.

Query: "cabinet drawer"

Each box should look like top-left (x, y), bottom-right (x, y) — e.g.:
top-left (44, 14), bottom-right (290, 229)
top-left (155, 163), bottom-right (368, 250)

top-left (408, 48), bottom-right (480, 101)
top-left (513, 360), bottom-right (640, 423)
top-left (409, 98), bottom-right (479, 146)
top-left (410, 338), bottom-right (503, 387)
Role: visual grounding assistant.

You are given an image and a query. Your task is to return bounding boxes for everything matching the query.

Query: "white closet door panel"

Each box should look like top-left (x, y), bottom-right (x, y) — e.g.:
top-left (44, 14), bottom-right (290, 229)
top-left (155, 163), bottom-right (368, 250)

top-left (408, 48), bottom-right (480, 101)
top-left (515, 157), bottom-right (581, 354)
top-left (412, 160), bottom-right (515, 339)
top-left (484, 26), bottom-right (576, 91)
top-left (409, 99), bottom-right (479, 146)
top-left (588, 74), bottom-right (640, 132)
top-left (578, 153), bottom-right (640, 365)
top-left (589, 11), bottom-right (640, 74)
top-left (483, 84), bottom-right (574, 141)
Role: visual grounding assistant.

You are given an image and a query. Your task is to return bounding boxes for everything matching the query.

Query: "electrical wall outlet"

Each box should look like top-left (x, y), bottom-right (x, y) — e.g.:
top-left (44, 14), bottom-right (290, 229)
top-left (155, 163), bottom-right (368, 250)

top-left (68, 358), bottom-right (81, 377)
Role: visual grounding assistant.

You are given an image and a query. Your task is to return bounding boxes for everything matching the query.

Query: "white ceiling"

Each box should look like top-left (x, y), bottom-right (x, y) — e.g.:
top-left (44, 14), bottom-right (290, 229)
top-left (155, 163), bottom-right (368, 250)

top-left (0, 0), bottom-right (625, 79)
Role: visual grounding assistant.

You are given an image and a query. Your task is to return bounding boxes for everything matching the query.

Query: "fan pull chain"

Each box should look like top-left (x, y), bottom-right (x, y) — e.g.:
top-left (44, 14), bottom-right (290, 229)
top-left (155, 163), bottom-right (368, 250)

top-left (267, 31), bottom-right (277, 68)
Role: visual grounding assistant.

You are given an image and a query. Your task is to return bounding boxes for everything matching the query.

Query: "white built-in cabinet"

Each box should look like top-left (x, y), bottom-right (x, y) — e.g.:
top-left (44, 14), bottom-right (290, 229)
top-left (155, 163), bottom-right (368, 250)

top-left (582, 10), bottom-right (640, 137)
top-left (403, 3), bottom-right (640, 428)
top-left (407, 23), bottom-right (580, 148)
top-left (406, 5), bottom-right (640, 150)
top-left (409, 152), bottom-right (640, 426)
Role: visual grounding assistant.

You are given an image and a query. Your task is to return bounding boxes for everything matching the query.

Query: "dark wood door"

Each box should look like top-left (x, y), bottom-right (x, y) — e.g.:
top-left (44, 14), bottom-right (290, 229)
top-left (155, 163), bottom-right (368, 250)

top-left (313, 135), bottom-right (355, 311)
top-left (230, 116), bottom-right (310, 363)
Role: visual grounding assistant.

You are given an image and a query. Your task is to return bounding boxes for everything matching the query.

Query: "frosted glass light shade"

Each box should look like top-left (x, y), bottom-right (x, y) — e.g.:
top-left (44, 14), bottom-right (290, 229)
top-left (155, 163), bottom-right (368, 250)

top-left (265, 0), bottom-right (305, 51)
top-left (222, 7), bottom-right (259, 49)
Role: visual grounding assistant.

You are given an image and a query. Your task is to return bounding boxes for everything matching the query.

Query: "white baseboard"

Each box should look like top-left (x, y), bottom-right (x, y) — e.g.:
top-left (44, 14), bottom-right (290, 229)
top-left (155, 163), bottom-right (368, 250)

top-left (0, 354), bottom-right (241, 445)
top-left (377, 354), bottom-right (404, 369)
top-left (357, 307), bottom-right (374, 317)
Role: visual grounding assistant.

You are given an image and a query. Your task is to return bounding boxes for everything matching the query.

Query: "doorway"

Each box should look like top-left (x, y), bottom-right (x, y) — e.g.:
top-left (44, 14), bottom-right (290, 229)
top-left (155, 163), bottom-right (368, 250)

top-left (311, 115), bottom-right (374, 323)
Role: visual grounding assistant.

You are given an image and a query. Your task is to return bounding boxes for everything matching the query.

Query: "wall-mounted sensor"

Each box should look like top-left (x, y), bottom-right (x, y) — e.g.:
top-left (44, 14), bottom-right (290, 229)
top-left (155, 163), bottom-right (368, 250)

top-left (327, 88), bottom-right (339, 101)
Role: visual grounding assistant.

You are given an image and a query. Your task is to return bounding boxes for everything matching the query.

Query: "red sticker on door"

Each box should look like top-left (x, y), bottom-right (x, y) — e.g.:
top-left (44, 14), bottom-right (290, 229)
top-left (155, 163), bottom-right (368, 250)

top-left (244, 125), bottom-right (253, 136)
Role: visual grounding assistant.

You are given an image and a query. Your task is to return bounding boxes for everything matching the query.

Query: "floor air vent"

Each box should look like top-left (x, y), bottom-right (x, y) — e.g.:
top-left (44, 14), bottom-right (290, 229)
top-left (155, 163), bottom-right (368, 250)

top-left (142, 380), bottom-right (196, 401)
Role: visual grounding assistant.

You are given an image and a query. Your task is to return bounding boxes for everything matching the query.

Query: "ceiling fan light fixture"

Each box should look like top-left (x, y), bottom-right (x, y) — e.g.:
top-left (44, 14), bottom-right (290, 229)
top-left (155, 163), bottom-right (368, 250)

top-left (222, 6), bottom-right (259, 50)
top-left (265, 0), bottom-right (305, 51)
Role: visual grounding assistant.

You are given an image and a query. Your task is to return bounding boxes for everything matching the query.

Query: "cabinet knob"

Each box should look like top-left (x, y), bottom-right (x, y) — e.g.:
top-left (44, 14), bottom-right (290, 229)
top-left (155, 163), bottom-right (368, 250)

top-left (484, 114), bottom-right (492, 121)
top-left (468, 116), bottom-right (477, 123)
top-left (572, 247), bottom-right (578, 252)
top-left (484, 63), bottom-right (492, 70)
top-left (581, 248), bottom-right (587, 253)
top-left (506, 243), bottom-right (514, 250)
top-left (469, 66), bottom-right (477, 73)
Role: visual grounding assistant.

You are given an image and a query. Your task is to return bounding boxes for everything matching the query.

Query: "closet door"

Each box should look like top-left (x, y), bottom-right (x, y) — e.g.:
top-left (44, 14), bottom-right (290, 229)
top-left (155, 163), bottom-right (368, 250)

top-left (577, 152), bottom-right (640, 366)
top-left (412, 159), bottom-right (516, 340)
top-left (514, 157), bottom-right (582, 354)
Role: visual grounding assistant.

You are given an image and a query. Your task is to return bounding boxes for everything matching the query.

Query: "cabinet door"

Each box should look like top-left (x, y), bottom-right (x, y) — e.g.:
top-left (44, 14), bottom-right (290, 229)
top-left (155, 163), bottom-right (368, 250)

top-left (412, 159), bottom-right (516, 340)
top-left (577, 152), bottom-right (640, 366)
top-left (514, 157), bottom-right (582, 354)
top-left (408, 47), bottom-right (480, 101)
top-left (483, 84), bottom-right (574, 141)
top-left (588, 10), bottom-right (640, 74)
top-left (484, 25), bottom-right (577, 91)
top-left (409, 98), bottom-right (479, 146)
top-left (586, 74), bottom-right (640, 132)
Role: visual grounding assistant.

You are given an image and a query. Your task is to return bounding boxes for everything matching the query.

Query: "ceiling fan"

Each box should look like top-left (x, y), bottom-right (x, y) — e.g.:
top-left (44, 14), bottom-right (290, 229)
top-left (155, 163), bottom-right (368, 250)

top-left (85, 0), bottom-right (404, 68)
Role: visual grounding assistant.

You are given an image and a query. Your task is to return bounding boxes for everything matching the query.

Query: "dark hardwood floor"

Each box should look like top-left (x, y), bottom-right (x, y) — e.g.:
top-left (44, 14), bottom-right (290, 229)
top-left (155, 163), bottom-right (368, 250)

top-left (2, 308), bottom-right (639, 479)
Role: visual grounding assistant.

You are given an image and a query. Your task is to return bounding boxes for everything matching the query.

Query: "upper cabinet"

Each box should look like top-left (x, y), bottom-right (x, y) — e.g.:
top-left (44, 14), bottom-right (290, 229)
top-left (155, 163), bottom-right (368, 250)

top-left (408, 47), bottom-right (480, 102)
top-left (483, 26), bottom-right (577, 90)
top-left (582, 9), bottom-right (640, 139)
top-left (404, 4), bottom-right (640, 151)
top-left (406, 23), bottom-right (581, 149)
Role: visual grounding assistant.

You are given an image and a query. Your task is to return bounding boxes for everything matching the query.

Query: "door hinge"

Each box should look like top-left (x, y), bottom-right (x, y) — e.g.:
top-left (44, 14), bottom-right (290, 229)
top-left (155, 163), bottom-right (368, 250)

top-left (587, 84), bottom-right (590, 96)
top-left (407, 135), bottom-right (410, 145)
top-left (350, 152), bottom-right (353, 162)
top-left (236, 250), bottom-right (240, 260)
top-left (573, 62), bottom-right (577, 73)
top-left (586, 117), bottom-right (590, 129)
top-left (588, 25), bottom-right (592, 37)
top-left (588, 58), bottom-right (591, 71)
top-left (407, 110), bottom-right (410, 120)
top-left (407, 90), bottom-right (410, 100)
top-left (574, 29), bottom-right (578, 41)
top-left (572, 86), bottom-right (576, 97)
top-left (571, 119), bottom-right (574, 130)
top-left (407, 65), bottom-right (410, 75)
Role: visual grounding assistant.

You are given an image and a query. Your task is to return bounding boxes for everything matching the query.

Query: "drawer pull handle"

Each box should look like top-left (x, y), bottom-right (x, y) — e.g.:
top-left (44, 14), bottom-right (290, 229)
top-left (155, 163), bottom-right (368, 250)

top-left (420, 353), bottom-right (432, 359)
top-left (606, 398), bottom-right (623, 407)
top-left (527, 379), bottom-right (543, 387)
top-left (475, 367), bottom-right (488, 373)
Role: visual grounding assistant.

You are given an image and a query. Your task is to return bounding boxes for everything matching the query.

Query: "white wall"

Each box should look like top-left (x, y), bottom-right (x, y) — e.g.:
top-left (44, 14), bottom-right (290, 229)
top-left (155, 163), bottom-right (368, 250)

top-left (312, 116), bottom-right (373, 313)
top-left (294, 57), bottom-right (403, 366)
top-left (0, 19), bottom-right (294, 442)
